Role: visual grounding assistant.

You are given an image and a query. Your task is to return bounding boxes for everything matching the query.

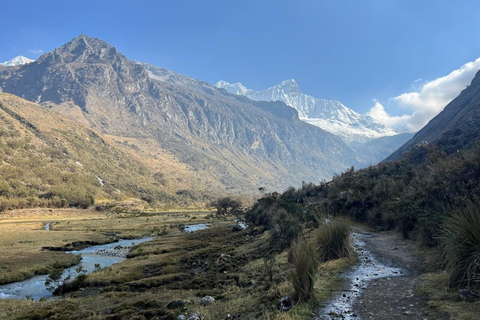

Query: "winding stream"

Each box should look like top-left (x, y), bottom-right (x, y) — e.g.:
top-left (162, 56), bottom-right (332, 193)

top-left (0, 222), bottom-right (210, 301)
top-left (317, 232), bottom-right (405, 320)
top-left (0, 237), bottom-right (153, 300)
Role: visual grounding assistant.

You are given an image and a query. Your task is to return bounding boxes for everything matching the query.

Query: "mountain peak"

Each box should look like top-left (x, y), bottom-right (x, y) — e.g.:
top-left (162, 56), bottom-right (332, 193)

top-left (276, 79), bottom-right (299, 91)
top-left (40, 35), bottom-right (123, 65)
top-left (215, 78), bottom-right (398, 142)
top-left (1, 56), bottom-right (35, 67)
top-left (215, 80), bottom-right (250, 95)
top-left (280, 78), bottom-right (297, 86)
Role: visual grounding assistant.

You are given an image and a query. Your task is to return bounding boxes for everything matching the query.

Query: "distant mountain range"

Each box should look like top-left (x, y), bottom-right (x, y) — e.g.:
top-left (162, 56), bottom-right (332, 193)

top-left (215, 79), bottom-right (414, 164)
top-left (0, 35), bottom-right (478, 204)
top-left (216, 79), bottom-right (400, 143)
top-left (0, 55), bottom-right (34, 66)
top-left (0, 35), bottom-right (360, 196)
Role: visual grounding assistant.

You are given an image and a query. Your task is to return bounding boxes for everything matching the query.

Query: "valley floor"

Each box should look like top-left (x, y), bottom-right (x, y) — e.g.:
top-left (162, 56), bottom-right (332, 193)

top-left (0, 209), bottom-right (478, 319)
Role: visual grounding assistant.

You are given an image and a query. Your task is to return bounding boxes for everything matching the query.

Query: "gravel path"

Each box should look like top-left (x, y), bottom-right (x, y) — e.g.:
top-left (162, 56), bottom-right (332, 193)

top-left (354, 229), bottom-right (447, 320)
top-left (318, 227), bottom-right (448, 320)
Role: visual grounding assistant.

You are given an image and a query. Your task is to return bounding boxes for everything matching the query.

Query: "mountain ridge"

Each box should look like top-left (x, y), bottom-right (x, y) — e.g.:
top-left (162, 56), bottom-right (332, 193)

top-left (0, 35), bottom-right (360, 193)
top-left (216, 79), bottom-right (400, 143)
top-left (386, 70), bottom-right (480, 161)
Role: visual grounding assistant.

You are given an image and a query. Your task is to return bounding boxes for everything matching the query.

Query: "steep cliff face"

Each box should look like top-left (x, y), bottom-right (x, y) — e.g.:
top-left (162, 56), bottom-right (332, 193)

top-left (386, 70), bottom-right (480, 161)
top-left (0, 35), bottom-right (360, 193)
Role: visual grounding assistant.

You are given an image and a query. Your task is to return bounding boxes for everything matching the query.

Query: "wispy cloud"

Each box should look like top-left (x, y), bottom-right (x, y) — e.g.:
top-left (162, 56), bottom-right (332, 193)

top-left (27, 48), bottom-right (44, 54)
top-left (368, 57), bottom-right (480, 132)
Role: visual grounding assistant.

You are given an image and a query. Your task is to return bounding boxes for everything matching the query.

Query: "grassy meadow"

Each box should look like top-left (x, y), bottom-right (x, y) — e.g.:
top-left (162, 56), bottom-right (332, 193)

top-left (0, 207), bottom-right (358, 320)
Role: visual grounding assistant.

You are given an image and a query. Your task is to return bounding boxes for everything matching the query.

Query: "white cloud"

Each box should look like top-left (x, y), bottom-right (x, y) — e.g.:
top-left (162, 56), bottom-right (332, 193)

top-left (368, 100), bottom-right (411, 130)
top-left (368, 57), bottom-right (480, 132)
top-left (27, 48), bottom-right (44, 54)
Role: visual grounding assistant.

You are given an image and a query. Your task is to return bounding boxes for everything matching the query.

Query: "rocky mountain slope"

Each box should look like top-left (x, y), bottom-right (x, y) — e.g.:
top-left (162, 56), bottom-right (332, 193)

top-left (0, 35), bottom-right (359, 194)
top-left (386, 70), bottom-right (480, 161)
top-left (216, 79), bottom-right (398, 143)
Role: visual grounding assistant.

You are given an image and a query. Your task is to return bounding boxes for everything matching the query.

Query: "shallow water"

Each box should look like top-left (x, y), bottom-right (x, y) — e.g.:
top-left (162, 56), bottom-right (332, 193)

top-left (183, 223), bottom-right (210, 233)
top-left (0, 237), bottom-right (152, 300)
top-left (317, 232), bottom-right (405, 320)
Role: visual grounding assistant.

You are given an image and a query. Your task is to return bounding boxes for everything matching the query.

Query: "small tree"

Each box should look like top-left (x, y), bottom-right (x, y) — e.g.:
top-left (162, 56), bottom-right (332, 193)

top-left (211, 197), bottom-right (242, 216)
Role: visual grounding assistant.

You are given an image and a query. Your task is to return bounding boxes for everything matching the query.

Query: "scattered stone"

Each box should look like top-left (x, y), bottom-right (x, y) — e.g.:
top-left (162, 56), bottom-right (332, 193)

top-left (177, 315), bottom-right (186, 320)
top-left (215, 253), bottom-right (231, 264)
top-left (186, 313), bottom-right (205, 320)
top-left (232, 221), bottom-right (248, 231)
top-left (167, 300), bottom-right (192, 310)
top-left (277, 295), bottom-right (294, 311)
top-left (200, 296), bottom-right (215, 306)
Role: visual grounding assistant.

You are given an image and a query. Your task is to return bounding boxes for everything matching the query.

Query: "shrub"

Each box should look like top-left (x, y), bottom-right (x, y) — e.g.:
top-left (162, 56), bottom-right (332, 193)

top-left (211, 197), bottom-right (242, 215)
top-left (442, 201), bottom-right (480, 288)
top-left (316, 219), bottom-right (352, 262)
top-left (269, 209), bottom-right (301, 250)
top-left (288, 237), bottom-right (318, 301)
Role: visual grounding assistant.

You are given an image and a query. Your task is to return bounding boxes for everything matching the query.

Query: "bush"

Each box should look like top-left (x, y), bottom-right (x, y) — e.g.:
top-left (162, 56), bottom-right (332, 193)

top-left (288, 237), bottom-right (318, 301)
top-left (442, 201), bottom-right (480, 288)
top-left (316, 219), bottom-right (352, 262)
top-left (269, 209), bottom-right (301, 250)
top-left (211, 197), bottom-right (242, 215)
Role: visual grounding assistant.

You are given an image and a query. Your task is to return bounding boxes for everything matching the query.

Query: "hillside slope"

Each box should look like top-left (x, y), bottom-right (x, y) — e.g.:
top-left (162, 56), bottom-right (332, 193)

top-left (0, 93), bottom-right (210, 209)
top-left (0, 35), bottom-right (359, 192)
top-left (386, 70), bottom-right (480, 161)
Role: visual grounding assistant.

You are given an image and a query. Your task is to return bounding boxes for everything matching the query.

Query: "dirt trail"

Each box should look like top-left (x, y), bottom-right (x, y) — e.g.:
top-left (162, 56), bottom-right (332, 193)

top-left (318, 228), bottom-right (448, 320)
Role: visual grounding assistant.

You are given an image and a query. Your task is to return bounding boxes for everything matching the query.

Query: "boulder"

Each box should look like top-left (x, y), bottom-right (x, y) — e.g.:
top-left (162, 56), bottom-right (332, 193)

top-left (232, 221), bottom-right (248, 231)
top-left (277, 295), bottom-right (294, 311)
top-left (200, 295), bottom-right (215, 306)
top-left (186, 313), bottom-right (205, 320)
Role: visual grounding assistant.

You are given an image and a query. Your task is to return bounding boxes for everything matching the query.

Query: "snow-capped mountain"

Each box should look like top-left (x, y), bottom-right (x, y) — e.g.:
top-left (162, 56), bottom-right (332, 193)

top-left (1, 56), bottom-right (35, 66)
top-left (216, 79), bottom-right (399, 143)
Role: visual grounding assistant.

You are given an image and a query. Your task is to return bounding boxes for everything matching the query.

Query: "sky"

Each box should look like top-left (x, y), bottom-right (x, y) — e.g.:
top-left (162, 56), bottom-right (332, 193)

top-left (2, 0), bottom-right (480, 132)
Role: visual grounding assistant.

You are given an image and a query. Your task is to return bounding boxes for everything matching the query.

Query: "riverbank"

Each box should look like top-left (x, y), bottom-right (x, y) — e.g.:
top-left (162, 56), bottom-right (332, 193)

top-left (0, 208), bottom-right (213, 285)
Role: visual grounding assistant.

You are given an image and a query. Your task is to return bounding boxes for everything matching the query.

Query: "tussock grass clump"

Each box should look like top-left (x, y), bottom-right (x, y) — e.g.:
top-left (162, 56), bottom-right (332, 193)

top-left (316, 219), bottom-right (352, 262)
top-left (442, 202), bottom-right (480, 288)
top-left (288, 237), bottom-right (319, 301)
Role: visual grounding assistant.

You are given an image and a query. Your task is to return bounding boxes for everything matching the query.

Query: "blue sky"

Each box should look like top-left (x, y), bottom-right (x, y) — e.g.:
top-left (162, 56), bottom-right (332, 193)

top-left (2, 0), bottom-right (480, 127)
